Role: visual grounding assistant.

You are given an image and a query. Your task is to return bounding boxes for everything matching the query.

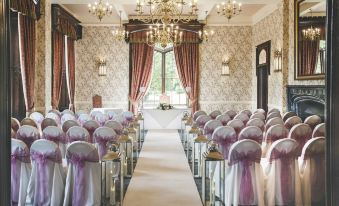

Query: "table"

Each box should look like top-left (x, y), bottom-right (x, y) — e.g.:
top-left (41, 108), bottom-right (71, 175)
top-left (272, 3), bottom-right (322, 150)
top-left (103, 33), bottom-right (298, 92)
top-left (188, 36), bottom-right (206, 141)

top-left (141, 108), bottom-right (191, 129)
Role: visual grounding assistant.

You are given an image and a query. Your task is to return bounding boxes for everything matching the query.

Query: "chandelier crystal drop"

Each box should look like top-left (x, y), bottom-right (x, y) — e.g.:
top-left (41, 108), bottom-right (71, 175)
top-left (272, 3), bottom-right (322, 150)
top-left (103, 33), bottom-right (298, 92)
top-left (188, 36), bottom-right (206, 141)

top-left (134, 0), bottom-right (199, 24)
top-left (146, 23), bottom-right (183, 48)
top-left (216, 0), bottom-right (242, 21)
top-left (88, 0), bottom-right (113, 21)
top-left (112, 11), bottom-right (129, 41)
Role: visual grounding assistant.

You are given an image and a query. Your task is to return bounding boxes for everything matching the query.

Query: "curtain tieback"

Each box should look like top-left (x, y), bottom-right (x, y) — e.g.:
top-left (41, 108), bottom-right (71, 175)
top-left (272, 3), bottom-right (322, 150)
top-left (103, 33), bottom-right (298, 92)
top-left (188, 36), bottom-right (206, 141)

top-left (189, 98), bottom-right (198, 105)
top-left (128, 96), bottom-right (139, 106)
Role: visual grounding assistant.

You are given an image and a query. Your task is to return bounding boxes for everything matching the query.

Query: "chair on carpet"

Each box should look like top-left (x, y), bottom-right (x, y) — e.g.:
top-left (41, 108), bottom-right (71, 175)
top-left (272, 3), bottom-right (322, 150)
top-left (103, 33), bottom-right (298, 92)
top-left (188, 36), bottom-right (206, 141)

top-left (63, 142), bottom-right (101, 206)
top-left (41, 118), bottom-right (58, 131)
top-left (62, 120), bottom-right (80, 134)
top-left (48, 109), bottom-right (61, 118)
top-left (238, 126), bottom-right (263, 144)
top-left (268, 108), bottom-right (280, 115)
top-left (246, 118), bottom-right (265, 131)
top-left (225, 139), bottom-right (264, 206)
top-left (26, 139), bottom-right (65, 206)
top-left (265, 138), bottom-right (302, 206)
top-left (105, 120), bottom-right (124, 135)
top-left (78, 113), bottom-right (92, 126)
top-left (227, 119), bottom-right (245, 136)
top-left (216, 114), bottom-right (231, 126)
top-left (29, 111), bottom-right (44, 126)
top-left (94, 112), bottom-right (109, 126)
top-left (83, 120), bottom-right (100, 143)
top-left (266, 112), bottom-right (282, 122)
top-left (11, 117), bottom-right (21, 132)
top-left (300, 137), bottom-right (326, 205)
top-left (42, 126), bottom-right (66, 158)
top-left (61, 113), bottom-right (76, 125)
top-left (16, 125), bottom-right (40, 149)
top-left (90, 110), bottom-right (103, 120)
top-left (234, 113), bottom-right (250, 124)
top-left (304, 115), bottom-right (322, 130)
top-left (212, 126), bottom-right (237, 159)
top-left (193, 110), bottom-right (207, 121)
top-left (66, 126), bottom-right (90, 143)
top-left (253, 108), bottom-right (266, 116)
top-left (61, 109), bottom-right (75, 117)
top-left (11, 129), bottom-right (16, 138)
top-left (203, 120), bottom-right (223, 139)
top-left (224, 110), bottom-right (237, 119)
top-left (209, 110), bottom-right (222, 119)
top-left (21, 117), bottom-right (38, 129)
top-left (46, 112), bottom-right (61, 126)
top-left (113, 114), bottom-right (129, 127)
top-left (288, 123), bottom-right (312, 156)
top-left (284, 116), bottom-right (303, 130)
top-left (282, 111), bottom-right (297, 122)
top-left (11, 139), bottom-right (31, 206)
top-left (239, 109), bottom-right (252, 117)
top-left (265, 117), bottom-right (284, 133)
top-left (196, 115), bottom-right (212, 129)
top-left (262, 124), bottom-right (289, 156)
top-left (250, 113), bottom-right (266, 121)
top-left (122, 111), bottom-right (135, 123)
top-left (312, 123), bottom-right (325, 138)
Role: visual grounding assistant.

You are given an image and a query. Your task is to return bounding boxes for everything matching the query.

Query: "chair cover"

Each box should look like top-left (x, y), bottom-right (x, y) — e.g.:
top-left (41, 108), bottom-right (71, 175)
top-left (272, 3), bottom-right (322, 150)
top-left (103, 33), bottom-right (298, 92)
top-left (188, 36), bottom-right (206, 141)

top-left (66, 126), bottom-right (90, 143)
top-left (21, 117), bottom-right (38, 128)
top-left (262, 124), bottom-right (289, 156)
top-left (238, 126), bottom-right (263, 144)
top-left (105, 120), bottom-right (124, 135)
top-left (196, 115), bottom-right (212, 129)
top-left (11, 129), bottom-right (16, 138)
top-left (265, 138), bottom-right (302, 206)
top-left (16, 125), bottom-right (40, 149)
top-left (61, 114), bottom-right (76, 125)
top-left (11, 139), bottom-right (31, 206)
top-left (266, 112), bottom-right (282, 122)
top-left (78, 114), bottom-right (92, 126)
top-left (225, 139), bottom-right (264, 206)
top-left (63, 142), bottom-right (101, 206)
top-left (83, 120), bottom-right (100, 143)
top-left (265, 117), bottom-right (284, 133)
top-left (300, 137), bottom-right (325, 205)
top-left (304, 115), bottom-right (322, 130)
top-left (107, 111), bottom-right (117, 120)
top-left (288, 123), bottom-right (312, 155)
top-left (61, 109), bottom-right (75, 116)
top-left (282, 111), bottom-right (297, 122)
top-left (94, 113), bottom-right (109, 126)
top-left (234, 113), bottom-right (250, 124)
top-left (93, 127), bottom-right (118, 158)
top-left (216, 114), bottom-right (231, 126)
top-left (46, 112), bottom-right (61, 126)
top-left (193, 110), bottom-right (207, 121)
top-left (75, 110), bottom-right (88, 119)
top-left (250, 113), bottom-right (265, 121)
top-left (209, 110), bottom-right (222, 119)
top-left (41, 118), bottom-right (58, 131)
top-left (247, 118), bottom-right (265, 131)
top-left (90, 110), bottom-right (103, 119)
top-left (312, 123), bottom-right (325, 138)
top-left (212, 126), bottom-right (237, 159)
top-left (11, 117), bottom-right (21, 132)
top-left (43, 126), bottom-right (67, 158)
top-left (113, 114), bottom-right (129, 127)
top-left (26, 139), bottom-right (65, 206)
top-left (203, 120), bottom-right (223, 139)
top-left (284, 116), bottom-right (302, 130)
top-left (122, 111), bottom-right (135, 123)
top-left (253, 108), bottom-right (266, 115)
top-left (224, 110), bottom-right (237, 119)
top-left (29, 112), bottom-right (44, 125)
top-left (62, 120), bottom-right (80, 133)
top-left (48, 109), bottom-right (61, 117)
top-left (227, 119), bottom-right (245, 135)
top-left (268, 108), bottom-right (280, 115)
top-left (239, 109), bottom-right (252, 117)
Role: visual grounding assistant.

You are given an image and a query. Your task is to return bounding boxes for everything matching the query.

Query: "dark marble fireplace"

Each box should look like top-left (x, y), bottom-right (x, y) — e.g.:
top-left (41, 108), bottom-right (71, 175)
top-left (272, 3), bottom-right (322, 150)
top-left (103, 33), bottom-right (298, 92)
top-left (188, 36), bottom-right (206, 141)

top-left (287, 85), bottom-right (325, 121)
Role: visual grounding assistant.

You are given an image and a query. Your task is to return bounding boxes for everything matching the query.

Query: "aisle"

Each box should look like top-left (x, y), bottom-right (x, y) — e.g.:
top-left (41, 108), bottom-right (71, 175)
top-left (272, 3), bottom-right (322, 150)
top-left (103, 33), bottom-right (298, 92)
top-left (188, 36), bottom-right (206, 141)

top-left (123, 130), bottom-right (202, 206)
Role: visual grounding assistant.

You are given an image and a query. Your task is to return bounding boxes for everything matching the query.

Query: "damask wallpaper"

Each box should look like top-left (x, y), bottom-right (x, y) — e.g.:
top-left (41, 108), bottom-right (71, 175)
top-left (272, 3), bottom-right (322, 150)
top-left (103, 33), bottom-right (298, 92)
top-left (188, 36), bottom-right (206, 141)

top-left (74, 26), bottom-right (129, 111)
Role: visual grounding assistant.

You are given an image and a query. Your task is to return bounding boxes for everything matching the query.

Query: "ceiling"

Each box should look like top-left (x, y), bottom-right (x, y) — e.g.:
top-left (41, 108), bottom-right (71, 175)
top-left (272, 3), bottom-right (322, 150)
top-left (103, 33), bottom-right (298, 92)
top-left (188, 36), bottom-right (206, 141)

top-left (52, 0), bottom-right (281, 26)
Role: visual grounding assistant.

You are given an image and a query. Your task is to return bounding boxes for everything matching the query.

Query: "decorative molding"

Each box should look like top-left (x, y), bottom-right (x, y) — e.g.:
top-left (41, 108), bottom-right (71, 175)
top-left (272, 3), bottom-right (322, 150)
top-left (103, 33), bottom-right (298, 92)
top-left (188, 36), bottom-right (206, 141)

top-left (252, 3), bottom-right (280, 25)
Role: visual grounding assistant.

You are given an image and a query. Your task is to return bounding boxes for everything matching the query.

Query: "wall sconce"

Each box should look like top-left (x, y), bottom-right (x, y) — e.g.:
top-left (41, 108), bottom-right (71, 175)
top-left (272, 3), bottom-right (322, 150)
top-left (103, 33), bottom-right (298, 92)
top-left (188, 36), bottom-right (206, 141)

top-left (274, 49), bottom-right (282, 72)
top-left (221, 58), bottom-right (230, 76)
top-left (97, 58), bottom-right (107, 76)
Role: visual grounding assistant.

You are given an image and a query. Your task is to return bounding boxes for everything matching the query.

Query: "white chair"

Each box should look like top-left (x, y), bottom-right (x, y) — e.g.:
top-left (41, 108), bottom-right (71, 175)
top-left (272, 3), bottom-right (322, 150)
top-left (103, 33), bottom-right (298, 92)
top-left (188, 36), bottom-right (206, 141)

top-left (63, 142), bottom-right (101, 206)
top-left (21, 117), bottom-right (38, 129)
top-left (284, 116), bottom-right (302, 130)
top-left (225, 139), bottom-right (264, 206)
top-left (107, 111), bottom-right (117, 120)
top-left (113, 114), bottom-right (129, 127)
top-left (41, 118), bottom-right (58, 131)
top-left (304, 115), bottom-right (322, 130)
top-left (300, 137), bottom-right (325, 205)
top-left (105, 120), bottom-right (124, 135)
top-left (83, 120), bottom-right (100, 143)
top-left (253, 108), bottom-right (266, 115)
top-left (75, 110), bottom-right (88, 119)
top-left (62, 119), bottom-right (80, 133)
top-left (16, 125), bottom-right (40, 149)
top-left (66, 126), bottom-right (90, 143)
top-left (262, 124), bottom-right (289, 157)
top-left (246, 118), bottom-right (265, 131)
top-left (94, 113), bottom-right (109, 127)
top-left (11, 139), bottom-right (31, 206)
top-left (250, 113), bottom-right (265, 121)
top-left (78, 114), bottom-right (92, 126)
top-left (224, 110), bottom-right (237, 119)
top-left (266, 112), bottom-right (282, 122)
top-left (265, 117), bottom-right (284, 133)
top-left (196, 115), bottom-right (212, 129)
top-left (26, 139), bottom-right (65, 206)
top-left (212, 126), bottom-right (237, 159)
top-left (46, 112), bottom-right (61, 126)
top-left (48, 109), bottom-right (61, 118)
top-left (209, 110), bottom-right (222, 119)
top-left (238, 126), bottom-right (263, 144)
top-left (42, 126), bottom-right (66, 158)
top-left (265, 138), bottom-right (302, 206)
top-left (11, 117), bottom-right (21, 132)
top-left (312, 123), bottom-right (325, 138)
top-left (216, 114), bottom-right (231, 126)
top-left (282, 111), bottom-right (297, 122)
top-left (29, 112), bottom-right (44, 130)
top-left (288, 123), bottom-right (312, 156)
top-left (122, 111), bottom-right (135, 123)
top-left (227, 119), bottom-right (245, 136)
top-left (234, 113), bottom-right (250, 124)
top-left (239, 109), bottom-right (252, 117)
top-left (204, 120), bottom-right (222, 139)
top-left (90, 110), bottom-right (103, 119)
top-left (61, 113), bottom-right (76, 125)
top-left (193, 110), bottom-right (207, 121)
top-left (61, 109), bottom-right (75, 116)
top-left (268, 108), bottom-right (280, 115)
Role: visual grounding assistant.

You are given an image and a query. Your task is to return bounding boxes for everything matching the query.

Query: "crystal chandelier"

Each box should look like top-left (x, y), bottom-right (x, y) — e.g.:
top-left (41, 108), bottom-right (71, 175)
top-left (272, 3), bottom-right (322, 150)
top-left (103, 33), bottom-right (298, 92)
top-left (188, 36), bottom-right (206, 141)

top-left (302, 9), bottom-right (321, 41)
top-left (112, 11), bottom-right (129, 41)
top-left (88, 0), bottom-right (113, 21)
top-left (146, 23), bottom-right (183, 48)
top-left (134, 0), bottom-right (199, 25)
top-left (199, 11), bottom-right (214, 42)
top-left (216, 0), bottom-right (242, 21)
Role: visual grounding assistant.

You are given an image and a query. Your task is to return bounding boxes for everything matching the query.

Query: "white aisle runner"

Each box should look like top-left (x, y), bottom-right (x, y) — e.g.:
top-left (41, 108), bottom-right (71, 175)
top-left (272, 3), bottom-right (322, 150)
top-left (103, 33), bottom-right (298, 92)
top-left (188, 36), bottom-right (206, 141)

top-left (123, 130), bottom-right (203, 206)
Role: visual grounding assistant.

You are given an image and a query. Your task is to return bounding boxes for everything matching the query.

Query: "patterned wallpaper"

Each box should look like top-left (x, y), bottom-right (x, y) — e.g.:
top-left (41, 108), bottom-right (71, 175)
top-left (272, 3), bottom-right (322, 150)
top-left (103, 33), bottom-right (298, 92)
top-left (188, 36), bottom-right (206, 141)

top-left (74, 26), bottom-right (129, 111)
top-left (199, 26), bottom-right (254, 113)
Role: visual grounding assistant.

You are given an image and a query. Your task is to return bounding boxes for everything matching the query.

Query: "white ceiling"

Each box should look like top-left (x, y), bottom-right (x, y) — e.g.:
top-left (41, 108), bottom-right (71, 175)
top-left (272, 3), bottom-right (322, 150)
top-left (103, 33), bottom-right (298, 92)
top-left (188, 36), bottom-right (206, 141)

top-left (52, 0), bottom-right (281, 26)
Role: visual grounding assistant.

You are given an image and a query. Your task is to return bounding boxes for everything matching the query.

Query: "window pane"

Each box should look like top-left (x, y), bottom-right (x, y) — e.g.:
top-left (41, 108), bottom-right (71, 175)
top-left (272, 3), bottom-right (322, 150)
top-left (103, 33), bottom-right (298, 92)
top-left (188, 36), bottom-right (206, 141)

top-left (144, 51), bottom-right (162, 107)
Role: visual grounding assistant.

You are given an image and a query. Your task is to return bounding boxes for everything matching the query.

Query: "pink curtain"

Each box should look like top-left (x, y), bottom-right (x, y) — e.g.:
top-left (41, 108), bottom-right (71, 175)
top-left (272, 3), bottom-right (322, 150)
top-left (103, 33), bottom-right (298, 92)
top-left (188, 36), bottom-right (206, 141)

top-left (129, 36), bottom-right (154, 114)
top-left (67, 37), bottom-right (76, 111)
top-left (52, 31), bottom-right (65, 110)
top-left (174, 33), bottom-right (200, 113)
top-left (18, 13), bottom-right (36, 113)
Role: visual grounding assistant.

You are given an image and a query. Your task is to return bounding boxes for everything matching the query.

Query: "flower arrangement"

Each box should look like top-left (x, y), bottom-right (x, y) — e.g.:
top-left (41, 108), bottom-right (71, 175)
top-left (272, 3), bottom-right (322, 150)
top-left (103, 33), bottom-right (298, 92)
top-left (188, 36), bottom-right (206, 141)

top-left (157, 103), bottom-right (174, 110)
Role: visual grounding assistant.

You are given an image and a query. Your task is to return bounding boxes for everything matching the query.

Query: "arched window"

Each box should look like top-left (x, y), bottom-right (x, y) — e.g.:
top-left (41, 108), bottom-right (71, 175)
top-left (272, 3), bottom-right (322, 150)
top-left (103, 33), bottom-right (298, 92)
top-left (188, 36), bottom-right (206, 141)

top-left (143, 44), bottom-right (187, 107)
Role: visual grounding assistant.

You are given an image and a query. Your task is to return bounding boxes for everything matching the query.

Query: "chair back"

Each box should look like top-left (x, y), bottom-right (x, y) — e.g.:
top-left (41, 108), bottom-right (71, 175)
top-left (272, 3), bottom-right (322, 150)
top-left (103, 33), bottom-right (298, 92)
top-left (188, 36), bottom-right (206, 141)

top-left (93, 127), bottom-right (117, 158)
top-left (239, 109), bottom-right (252, 117)
top-left (122, 111), bottom-right (135, 122)
top-left (29, 112), bottom-right (44, 125)
top-left (212, 126), bottom-right (237, 159)
top-left (227, 119), bottom-right (245, 135)
top-left (224, 110), bottom-right (237, 119)
top-left (196, 115), bottom-right (212, 129)
top-left (61, 109), bottom-right (75, 116)
top-left (11, 117), bottom-right (21, 132)
top-left (41, 118), bottom-right (58, 131)
top-left (107, 110), bottom-right (117, 120)
top-left (48, 109), bottom-right (61, 117)
top-left (246, 118), bottom-right (265, 131)
top-left (193, 110), bottom-right (207, 121)
top-left (78, 113), bottom-right (92, 126)
top-left (216, 114), bottom-right (231, 126)
top-left (21, 117), bottom-right (38, 128)
top-left (239, 126), bottom-right (263, 144)
top-left (266, 112), bottom-right (282, 121)
top-left (304, 115), bottom-right (322, 130)
top-left (66, 126), bottom-right (90, 143)
top-left (104, 120), bottom-right (124, 135)
top-left (312, 123), bottom-right (325, 138)
top-left (75, 110), bottom-right (88, 119)
top-left (113, 114), bottom-right (129, 127)
top-left (288, 123), bottom-right (312, 155)
top-left (282, 111), bottom-right (297, 122)
top-left (62, 119), bottom-right (80, 133)
top-left (45, 112), bottom-right (61, 125)
top-left (250, 113), bottom-right (265, 121)
top-left (268, 108), bottom-right (280, 115)
top-left (90, 110), bottom-right (103, 119)
top-left (284, 116), bottom-right (302, 130)
top-left (265, 117), bottom-right (284, 132)
top-left (61, 113), bottom-right (76, 125)
top-left (203, 120), bottom-right (222, 139)
top-left (94, 112), bottom-right (109, 126)
top-left (234, 113), bottom-right (250, 124)
top-left (253, 108), bottom-right (266, 115)
top-left (83, 120), bottom-right (100, 143)
top-left (16, 125), bottom-right (39, 148)
top-left (265, 124), bottom-right (289, 144)
top-left (209, 110), bottom-right (222, 119)
top-left (42, 126), bottom-right (65, 144)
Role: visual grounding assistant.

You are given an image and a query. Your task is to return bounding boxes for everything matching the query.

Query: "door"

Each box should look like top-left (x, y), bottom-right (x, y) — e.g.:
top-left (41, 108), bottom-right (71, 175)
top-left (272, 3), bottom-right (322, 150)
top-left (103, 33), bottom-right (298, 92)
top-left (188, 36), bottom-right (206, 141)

top-left (256, 41), bottom-right (271, 112)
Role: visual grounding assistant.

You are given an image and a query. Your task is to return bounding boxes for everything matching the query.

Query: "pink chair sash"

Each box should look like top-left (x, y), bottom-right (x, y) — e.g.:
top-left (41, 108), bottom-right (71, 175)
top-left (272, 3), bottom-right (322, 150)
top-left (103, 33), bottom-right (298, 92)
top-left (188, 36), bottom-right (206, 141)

top-left (214, 134), bottom-right (237, 159)
top-left (68, 133), bottom-right (88, 143)
top-left (67, 151), bottom-right (99, 206)
top-left (229, 150), bottom-right (261, 205)
top-left (95, 135), bottom-right (117, 158)
top-left (30, 150), bottom-right (62, 205)
top-left (11, 148), bottom-right (31, 204)
top-left (84, 127), bottom-right (97, 143)
top-left (16, 133), bottom-right (38, 148)
top-left (269, 149), bottom-right (297, 204)
top-left (44, 134), bottom-right (66, 144)
top-left (266, 134), bottom-right (284, 143)
top-left (240, 134), bottom-right (263, 144)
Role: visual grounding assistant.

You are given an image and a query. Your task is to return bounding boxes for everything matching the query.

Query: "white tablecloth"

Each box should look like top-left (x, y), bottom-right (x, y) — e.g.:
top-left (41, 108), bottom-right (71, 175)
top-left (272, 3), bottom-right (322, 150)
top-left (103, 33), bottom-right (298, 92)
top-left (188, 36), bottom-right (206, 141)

top-left (92, 108), bottom-right (124, 115)
top-left (141, 108), bottom-right (191, 129)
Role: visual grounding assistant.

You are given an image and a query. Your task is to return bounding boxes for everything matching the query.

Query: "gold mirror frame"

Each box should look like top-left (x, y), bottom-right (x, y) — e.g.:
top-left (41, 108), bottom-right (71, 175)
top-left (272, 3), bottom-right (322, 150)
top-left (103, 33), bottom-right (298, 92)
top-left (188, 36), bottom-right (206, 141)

top-left (294, 0), bottom-right (326, 80)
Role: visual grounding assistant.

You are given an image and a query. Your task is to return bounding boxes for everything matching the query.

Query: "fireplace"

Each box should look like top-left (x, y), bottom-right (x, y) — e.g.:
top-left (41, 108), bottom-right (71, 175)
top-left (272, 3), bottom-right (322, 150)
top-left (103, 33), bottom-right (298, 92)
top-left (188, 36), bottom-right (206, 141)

top-left (287, 85), bottom-right (325, 121)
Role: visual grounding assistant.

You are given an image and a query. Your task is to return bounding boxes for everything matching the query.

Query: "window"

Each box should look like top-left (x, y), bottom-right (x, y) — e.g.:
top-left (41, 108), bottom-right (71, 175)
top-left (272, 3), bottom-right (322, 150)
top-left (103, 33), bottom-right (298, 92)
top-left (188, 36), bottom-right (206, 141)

top-left (143, 44), bottom-right (187, 107)
top-left (315, 40), bottom-right (326, 74)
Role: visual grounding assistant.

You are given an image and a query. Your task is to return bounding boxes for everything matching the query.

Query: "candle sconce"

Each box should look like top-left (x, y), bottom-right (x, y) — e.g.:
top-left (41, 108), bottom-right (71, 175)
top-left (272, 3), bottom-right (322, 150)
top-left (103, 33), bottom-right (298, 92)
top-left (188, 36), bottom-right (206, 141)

top-left (274, 49), bottom-right (283, 72)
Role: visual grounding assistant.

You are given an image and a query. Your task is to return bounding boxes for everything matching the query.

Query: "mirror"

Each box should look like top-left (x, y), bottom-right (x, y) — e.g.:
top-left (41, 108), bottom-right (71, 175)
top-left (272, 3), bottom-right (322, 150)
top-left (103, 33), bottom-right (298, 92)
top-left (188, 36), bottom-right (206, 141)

top-left (295, 0), bottom-right (326, 80)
